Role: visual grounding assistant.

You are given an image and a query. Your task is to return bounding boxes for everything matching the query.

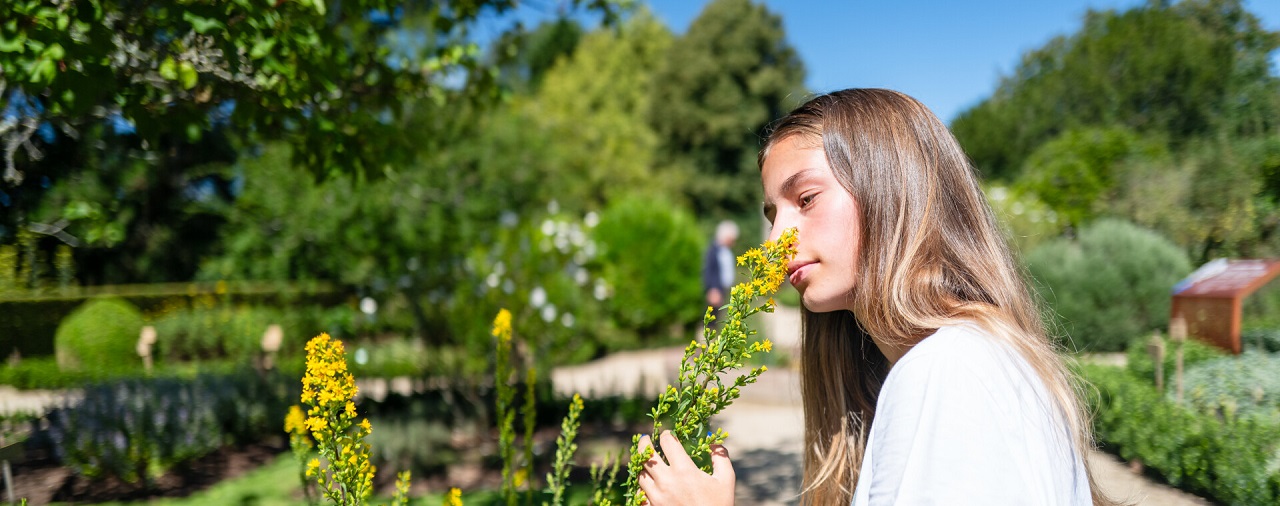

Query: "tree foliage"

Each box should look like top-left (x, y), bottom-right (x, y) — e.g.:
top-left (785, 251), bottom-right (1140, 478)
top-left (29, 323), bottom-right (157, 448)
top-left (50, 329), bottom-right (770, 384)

top-left (953, 0), bottom-right (1280, 181)
top-left (649, 0), bottom-right (806, 217)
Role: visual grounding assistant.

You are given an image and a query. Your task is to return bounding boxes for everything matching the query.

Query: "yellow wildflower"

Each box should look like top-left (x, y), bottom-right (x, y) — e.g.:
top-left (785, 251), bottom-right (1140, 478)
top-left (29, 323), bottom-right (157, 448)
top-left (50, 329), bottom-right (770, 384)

top-left (284, 405), bottom-right (307, 435)
top-left (446, 487), bottom-right (464, 506)
top-left (306, 458), bottom-right (320, 477)
top-left (360, 418), bottom-right (372, 433)
top-left (492, 308), bottom-right (513, 340)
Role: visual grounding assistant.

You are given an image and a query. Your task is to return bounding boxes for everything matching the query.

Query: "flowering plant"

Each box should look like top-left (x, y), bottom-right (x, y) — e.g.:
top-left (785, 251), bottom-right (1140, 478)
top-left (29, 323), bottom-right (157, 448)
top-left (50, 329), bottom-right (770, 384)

top-left (622, 228), bottom-right (797, 505)
top-left (290, 228), bottom-right (796, 506)
top-left (298, 333), bottom-right (410, 506)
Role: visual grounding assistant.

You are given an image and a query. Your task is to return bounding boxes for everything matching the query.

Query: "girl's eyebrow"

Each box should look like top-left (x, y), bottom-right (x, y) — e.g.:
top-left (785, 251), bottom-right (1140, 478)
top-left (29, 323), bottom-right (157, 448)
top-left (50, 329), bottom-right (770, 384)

top-left (763, 168), bottom-right (820, 218)
top-left (779, 168), bottom-right (819, 196)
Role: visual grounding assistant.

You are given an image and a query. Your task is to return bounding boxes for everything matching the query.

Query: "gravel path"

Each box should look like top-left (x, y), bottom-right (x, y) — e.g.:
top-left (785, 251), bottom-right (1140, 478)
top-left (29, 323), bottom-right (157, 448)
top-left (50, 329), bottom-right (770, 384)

top-left (552, 305), bottom-right (1214, 505)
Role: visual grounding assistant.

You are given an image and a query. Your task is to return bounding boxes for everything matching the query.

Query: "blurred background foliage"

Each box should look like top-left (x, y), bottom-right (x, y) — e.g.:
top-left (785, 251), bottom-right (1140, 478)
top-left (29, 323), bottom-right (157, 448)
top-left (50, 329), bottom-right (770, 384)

top-left (2, 0), bottom-right (1280, 365)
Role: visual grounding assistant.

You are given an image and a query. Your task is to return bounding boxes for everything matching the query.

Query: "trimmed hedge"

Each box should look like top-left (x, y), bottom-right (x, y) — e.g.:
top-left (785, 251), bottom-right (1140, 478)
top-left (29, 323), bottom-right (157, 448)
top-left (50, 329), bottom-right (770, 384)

top-left (0, 281), bottom-right (340, 360)
top-left (1084, 364), bottom-right (1280, 504)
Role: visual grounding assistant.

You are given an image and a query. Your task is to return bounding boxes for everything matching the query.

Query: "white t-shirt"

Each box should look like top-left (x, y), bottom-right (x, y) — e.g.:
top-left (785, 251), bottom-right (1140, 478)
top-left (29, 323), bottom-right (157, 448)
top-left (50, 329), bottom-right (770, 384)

top-left (851, 324), bottom-right (1091, 505)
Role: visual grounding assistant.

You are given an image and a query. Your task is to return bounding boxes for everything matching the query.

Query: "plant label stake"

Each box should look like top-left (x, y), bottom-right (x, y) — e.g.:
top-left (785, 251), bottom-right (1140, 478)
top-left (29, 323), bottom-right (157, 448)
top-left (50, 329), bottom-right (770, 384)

top-left (137, 326), bottom-right (157, 372)
top-left (262, 324), bottom-right (284, 370)
top-left (1146, 331), bottom-right (1165, 391)
top-left (1170, 314), bottom-right (1187, 402)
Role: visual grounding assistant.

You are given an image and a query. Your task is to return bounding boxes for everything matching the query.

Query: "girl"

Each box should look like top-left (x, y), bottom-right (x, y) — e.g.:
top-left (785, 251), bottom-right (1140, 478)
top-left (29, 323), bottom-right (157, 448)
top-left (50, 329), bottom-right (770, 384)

top-left (637, 89), bottom-right (1115, 505)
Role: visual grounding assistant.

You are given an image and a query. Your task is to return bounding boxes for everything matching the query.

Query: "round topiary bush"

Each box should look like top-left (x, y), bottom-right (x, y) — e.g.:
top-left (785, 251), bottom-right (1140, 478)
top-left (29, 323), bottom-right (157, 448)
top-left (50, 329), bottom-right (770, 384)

top-left (55, 297), bottom-right (144, 370)
top-left (1025, 219), bottom-right (1191, 352)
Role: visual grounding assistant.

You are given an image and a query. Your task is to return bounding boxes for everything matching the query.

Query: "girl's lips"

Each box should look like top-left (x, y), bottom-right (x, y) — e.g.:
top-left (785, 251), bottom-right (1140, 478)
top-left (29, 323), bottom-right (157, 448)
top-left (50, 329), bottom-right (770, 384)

top-left (788, 260), bottom-right (815, 286)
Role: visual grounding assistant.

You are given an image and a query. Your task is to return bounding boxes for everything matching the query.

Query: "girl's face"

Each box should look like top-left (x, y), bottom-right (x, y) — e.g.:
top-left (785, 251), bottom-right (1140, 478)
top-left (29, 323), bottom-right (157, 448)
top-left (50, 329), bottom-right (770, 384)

top-left (762, 135), bottom-right (862, 313)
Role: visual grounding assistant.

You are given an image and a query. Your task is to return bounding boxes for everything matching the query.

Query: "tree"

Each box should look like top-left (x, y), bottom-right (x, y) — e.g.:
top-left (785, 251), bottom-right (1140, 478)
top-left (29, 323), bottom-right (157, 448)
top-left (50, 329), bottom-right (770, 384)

top-left (1016, 126), bottom-right (1168, 230)
top-left (528, 8), bottom-right (683, 210)
top-left (952, 0), bottom-right (1280, 181)
top-left (649, 0), bottom-right (806, 218)
top-left (1, 0), bottom-right (626, 283)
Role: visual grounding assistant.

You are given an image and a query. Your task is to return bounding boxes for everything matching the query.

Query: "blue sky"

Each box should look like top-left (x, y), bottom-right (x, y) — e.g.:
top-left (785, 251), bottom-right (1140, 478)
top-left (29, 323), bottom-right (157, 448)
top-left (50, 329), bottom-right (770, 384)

top-left (641, 0), bottom-right (1280, 124)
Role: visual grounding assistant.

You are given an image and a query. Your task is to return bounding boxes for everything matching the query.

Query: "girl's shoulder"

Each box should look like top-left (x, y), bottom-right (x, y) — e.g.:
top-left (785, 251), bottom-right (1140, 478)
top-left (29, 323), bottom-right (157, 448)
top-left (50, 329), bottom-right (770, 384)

top-left (895, 323), bottom-right (1016, 370)
top-left (883, 323), bottom-right (1047, 405)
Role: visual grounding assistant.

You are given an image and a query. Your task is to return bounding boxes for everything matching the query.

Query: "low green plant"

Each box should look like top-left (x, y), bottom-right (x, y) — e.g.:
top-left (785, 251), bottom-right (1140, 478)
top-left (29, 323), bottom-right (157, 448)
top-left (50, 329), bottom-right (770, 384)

top-left (1084, 364), bottom-right (1280, 505)
top-left (1181, 351), bottom-right (1280, 424)
top-left (1124, 333), bottom-right (1225, 385)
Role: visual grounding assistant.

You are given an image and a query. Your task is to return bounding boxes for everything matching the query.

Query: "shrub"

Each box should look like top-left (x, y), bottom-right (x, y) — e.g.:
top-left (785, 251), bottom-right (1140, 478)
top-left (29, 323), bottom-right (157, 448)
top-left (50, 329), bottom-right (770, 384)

top-left (1025, 219), bottom-right (1191, 351)
top-left (1085, 364), bottom-right (1280, 504)
top-left (152, 305), bottom-right (285, 362)
top-left (1241, 327), bottom-right (1280, 354)
top-left (54, 297), bottom-right (144, 370)
top-left (593, 195), bottom-right (704, 335)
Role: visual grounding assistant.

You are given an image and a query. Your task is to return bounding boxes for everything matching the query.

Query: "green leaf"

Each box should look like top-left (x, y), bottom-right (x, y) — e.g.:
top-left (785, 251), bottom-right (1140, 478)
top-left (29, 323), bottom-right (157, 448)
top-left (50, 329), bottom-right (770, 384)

top-left (0, 35), bottom-right (24, 53)
top-left (178, 61), bottom-right (198, 89)
top-left (182, 11), bottom-right (225, 34)
top-left (45, 43), bottom-right (65, 61)
top-left (249, 37), bottom-right (276, 59)
top-left (159, 57), bottom-right (177, 80)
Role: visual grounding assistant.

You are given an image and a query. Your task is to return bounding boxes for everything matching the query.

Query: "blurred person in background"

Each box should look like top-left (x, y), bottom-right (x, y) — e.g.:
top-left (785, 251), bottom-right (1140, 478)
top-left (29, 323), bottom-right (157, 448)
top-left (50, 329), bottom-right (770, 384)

top-left (702, 220), bottom-right (739, 327)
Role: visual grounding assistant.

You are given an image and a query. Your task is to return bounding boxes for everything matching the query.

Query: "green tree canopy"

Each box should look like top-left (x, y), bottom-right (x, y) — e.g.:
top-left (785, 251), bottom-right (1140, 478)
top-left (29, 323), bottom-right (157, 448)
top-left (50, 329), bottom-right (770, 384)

top-left (952, 0), bottom-right (1280, 181)
top-left (649, 0), bottom-right (806, 218)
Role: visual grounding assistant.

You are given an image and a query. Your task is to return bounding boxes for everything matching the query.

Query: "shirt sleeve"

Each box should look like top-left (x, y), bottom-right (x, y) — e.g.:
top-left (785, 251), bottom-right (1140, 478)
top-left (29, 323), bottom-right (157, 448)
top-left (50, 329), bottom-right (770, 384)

top-left (864, 342), bottom-right (1042, 505)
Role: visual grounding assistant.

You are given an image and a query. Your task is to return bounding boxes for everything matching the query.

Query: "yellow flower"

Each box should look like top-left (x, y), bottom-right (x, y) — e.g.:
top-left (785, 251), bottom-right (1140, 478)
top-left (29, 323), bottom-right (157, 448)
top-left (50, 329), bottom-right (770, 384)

top-left (284, 405), bottom-right (307, 435)
top-left (514, 467), bottom-right (528, 487)
top-left (306, 458), bottom-right (320, 477)
top-left (760, 339), bottom-right (773, 353)
top-left (491, 308), bottom-right (513, 340)
top-left (360, 418), bottom-right (372, 433)
top-left (345, 401), bottom-right (357, 418)
top-left (446, 487), bottom-right (464, 506)
top-left (305, 416), bottom-right (328, 433)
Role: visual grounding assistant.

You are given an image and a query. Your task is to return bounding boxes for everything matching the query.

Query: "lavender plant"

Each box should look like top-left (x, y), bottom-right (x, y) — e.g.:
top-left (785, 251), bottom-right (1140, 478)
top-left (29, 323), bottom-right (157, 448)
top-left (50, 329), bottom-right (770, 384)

top-left (622, 228), bottom-right (797, 505)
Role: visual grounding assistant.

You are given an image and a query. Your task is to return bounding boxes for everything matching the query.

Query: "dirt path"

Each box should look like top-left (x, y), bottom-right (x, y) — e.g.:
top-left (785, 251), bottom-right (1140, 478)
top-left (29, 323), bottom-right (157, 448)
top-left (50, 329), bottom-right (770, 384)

top-left (553, 305), bottom-right (1213, 505)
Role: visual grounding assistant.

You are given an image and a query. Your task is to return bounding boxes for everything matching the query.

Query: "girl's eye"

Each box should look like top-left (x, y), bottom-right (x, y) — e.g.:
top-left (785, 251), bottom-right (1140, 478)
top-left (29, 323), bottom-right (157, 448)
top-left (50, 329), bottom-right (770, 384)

top-left (800, 193), bottom-right (816, 208)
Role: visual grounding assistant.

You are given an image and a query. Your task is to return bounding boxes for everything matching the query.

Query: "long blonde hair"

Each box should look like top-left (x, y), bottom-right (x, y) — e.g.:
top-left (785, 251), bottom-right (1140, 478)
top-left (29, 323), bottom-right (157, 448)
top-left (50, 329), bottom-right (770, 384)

top-left (760, 89), bottom-right (1114, 505)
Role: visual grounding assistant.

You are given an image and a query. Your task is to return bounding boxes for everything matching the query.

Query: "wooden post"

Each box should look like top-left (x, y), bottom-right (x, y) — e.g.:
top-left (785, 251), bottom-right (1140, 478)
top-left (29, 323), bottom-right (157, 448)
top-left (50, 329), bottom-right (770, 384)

top-left (1170, 314), bottom-right (1187, 402)
top-left (1146, 331), bottom-right (1166, 391)
top-left (261, 324), bottom-right (283, 370)
top-left (137, 326), bottom-right (157, 372)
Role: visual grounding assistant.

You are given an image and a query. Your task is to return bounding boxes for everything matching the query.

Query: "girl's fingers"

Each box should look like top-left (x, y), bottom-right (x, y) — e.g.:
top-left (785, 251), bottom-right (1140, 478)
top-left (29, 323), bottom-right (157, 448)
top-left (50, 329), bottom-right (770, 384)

top-left (659, 430), bottom-right (696, 470)
top-left (709, 444), bottom-right (735, 482)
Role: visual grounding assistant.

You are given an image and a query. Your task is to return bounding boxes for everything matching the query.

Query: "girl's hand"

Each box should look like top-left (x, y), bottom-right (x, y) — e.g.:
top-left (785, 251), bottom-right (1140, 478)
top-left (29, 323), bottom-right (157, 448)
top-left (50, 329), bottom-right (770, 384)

top-left (637, 431), bottom-right (735, 506)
